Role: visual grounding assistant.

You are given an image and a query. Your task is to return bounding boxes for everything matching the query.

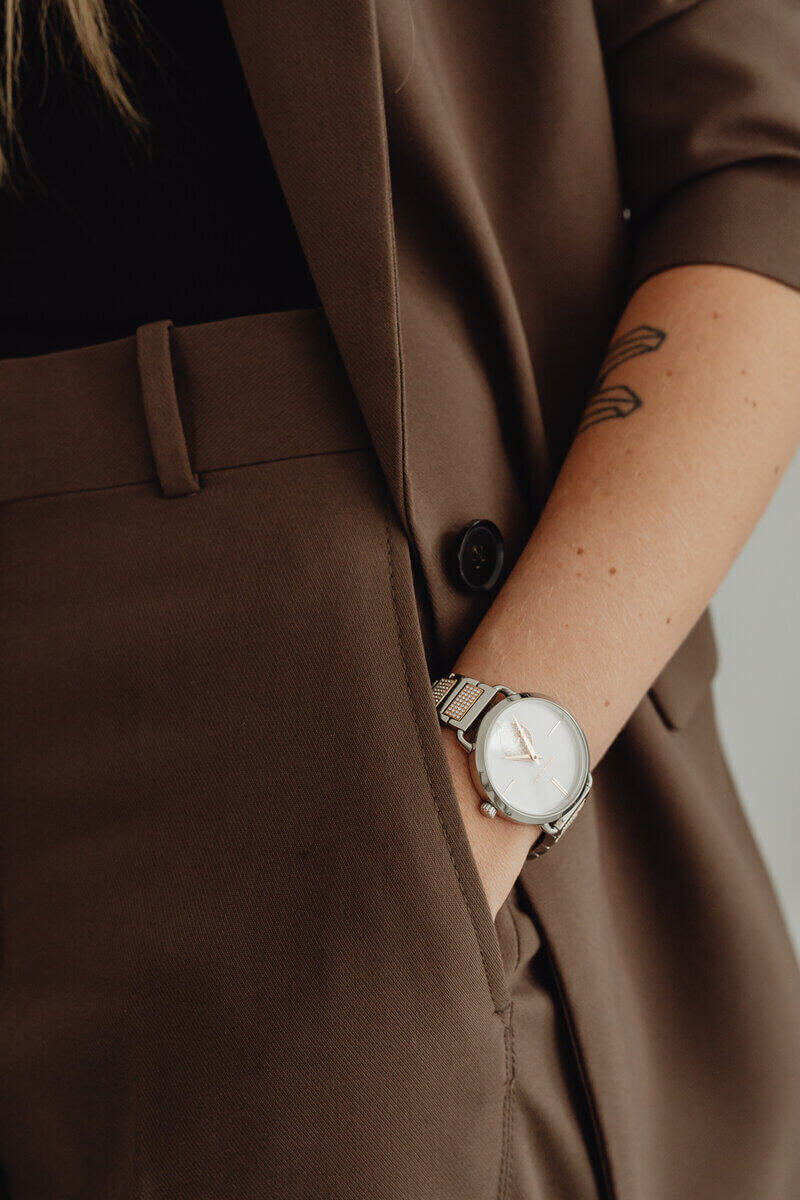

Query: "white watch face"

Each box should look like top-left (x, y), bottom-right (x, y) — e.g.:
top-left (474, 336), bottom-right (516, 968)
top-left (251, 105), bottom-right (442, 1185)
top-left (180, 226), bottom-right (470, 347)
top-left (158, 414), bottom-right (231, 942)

top-left (474, 695), bottom-right (590, 823)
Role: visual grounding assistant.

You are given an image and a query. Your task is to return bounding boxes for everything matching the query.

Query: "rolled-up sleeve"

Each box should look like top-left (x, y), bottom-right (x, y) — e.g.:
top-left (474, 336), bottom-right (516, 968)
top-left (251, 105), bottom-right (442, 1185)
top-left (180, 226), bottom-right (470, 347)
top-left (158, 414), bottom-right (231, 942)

top-left (595, 0), bottom-right (800, 296)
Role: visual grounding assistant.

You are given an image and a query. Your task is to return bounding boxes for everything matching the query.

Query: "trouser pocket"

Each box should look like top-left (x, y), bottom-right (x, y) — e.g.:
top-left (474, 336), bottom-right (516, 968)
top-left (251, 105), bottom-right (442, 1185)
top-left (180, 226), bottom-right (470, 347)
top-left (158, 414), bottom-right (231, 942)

top-left (0, 310), bottom-right (512, 1200)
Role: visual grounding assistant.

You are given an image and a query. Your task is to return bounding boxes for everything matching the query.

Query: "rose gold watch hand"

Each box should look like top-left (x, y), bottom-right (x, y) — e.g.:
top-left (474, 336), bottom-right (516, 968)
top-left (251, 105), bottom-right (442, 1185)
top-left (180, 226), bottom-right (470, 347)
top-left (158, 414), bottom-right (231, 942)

top-left (513, 718), bottom-right (542, 764)
top-left (533, 755), bottom-right (555, 784)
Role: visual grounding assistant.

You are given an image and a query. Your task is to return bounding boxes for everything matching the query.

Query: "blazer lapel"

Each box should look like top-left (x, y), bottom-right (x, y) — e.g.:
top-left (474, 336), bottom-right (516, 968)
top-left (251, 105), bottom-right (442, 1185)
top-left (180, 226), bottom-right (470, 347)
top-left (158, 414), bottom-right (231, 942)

top-left (219, 0), bottom-right (408, 535)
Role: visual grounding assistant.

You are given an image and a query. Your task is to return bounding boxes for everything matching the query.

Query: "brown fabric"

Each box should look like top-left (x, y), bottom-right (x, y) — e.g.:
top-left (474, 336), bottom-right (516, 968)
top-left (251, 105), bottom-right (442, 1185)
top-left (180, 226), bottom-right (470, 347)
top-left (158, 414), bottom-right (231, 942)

top-left (0, 308), bottom-right (367, 505)
top-left (3, 1), bottom-right (800, 1197)
top-left (136, 321), bottom-right (201, 499)
top-left (1, 312), bottom-right (600, 1197)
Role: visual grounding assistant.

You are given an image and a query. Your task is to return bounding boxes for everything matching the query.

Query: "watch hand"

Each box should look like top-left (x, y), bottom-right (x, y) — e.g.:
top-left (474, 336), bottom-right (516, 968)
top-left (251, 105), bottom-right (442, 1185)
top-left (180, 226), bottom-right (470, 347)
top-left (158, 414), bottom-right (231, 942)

top-left (513, 718), bottom-right (543, 764)
top-left (533, 755), bottom-right (555, 784)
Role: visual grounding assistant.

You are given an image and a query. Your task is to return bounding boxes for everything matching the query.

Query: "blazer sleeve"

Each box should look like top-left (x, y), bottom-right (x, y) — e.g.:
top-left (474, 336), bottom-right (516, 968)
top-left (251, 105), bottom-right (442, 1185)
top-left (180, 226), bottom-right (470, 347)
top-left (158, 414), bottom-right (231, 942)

top-left (594, 0), bottom-right (800, 297)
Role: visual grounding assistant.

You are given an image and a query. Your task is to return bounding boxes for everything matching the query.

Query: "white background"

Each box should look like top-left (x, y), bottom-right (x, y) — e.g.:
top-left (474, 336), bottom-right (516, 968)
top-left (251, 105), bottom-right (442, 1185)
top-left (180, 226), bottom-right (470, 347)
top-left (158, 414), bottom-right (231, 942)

top-left (710, 450), bottom-right (799, 958)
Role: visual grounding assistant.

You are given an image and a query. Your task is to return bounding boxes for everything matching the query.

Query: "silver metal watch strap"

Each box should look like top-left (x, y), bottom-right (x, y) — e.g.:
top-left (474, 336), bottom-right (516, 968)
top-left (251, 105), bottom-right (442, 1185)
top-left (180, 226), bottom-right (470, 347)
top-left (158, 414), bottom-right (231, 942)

top-left (431, 673), bottom-right (504, 738)
top-left (525, 789), bottom-right (589, 858)
top-left (431, 672), bottom-right (589, 859)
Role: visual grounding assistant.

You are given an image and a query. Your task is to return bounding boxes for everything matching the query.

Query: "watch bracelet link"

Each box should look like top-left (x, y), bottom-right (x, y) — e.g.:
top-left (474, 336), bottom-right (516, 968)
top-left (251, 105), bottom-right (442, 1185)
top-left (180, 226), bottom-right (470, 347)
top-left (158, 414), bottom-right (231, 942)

top-left (431, 672), bottom-right (583, 860)
top-left (431, 673), bottom-right (511, 741)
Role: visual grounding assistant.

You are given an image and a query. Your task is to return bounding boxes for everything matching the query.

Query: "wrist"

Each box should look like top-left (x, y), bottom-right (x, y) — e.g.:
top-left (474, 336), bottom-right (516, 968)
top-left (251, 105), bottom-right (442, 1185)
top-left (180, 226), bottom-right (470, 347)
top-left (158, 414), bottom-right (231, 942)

top-left (433, 667), bottom-right (592, 875)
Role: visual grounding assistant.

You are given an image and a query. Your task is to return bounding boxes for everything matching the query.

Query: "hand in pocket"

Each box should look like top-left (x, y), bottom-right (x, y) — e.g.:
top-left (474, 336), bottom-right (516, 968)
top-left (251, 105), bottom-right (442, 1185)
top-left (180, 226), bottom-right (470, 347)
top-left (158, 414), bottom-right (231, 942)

top-left (439, 727), bottom-right (540, 920)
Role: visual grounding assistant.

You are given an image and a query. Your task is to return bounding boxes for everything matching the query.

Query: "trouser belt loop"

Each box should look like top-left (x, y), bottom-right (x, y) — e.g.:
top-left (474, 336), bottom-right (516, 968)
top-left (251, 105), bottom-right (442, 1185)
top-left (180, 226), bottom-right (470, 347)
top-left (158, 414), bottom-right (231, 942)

top-left (136, 319), bottom-right (201, 498)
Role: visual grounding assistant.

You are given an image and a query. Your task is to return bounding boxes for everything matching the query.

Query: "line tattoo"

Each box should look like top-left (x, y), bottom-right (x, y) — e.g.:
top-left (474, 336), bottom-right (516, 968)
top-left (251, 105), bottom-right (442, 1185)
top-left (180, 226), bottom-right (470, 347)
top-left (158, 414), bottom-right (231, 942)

top-left (576, 324), bottom-right (667, 434)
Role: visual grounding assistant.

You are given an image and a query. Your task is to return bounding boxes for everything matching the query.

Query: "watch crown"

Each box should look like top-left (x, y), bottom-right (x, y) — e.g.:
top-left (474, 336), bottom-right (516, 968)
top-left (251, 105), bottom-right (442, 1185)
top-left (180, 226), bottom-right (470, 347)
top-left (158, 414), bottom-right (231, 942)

top-left (480, 801), bottom-right (498, 819)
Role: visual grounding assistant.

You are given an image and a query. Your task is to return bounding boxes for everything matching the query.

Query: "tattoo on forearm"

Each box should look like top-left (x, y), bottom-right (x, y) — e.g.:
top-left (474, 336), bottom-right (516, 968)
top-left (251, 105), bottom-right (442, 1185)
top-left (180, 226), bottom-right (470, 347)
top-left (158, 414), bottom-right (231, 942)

top-left (576, 324), bottom-right (666, 434)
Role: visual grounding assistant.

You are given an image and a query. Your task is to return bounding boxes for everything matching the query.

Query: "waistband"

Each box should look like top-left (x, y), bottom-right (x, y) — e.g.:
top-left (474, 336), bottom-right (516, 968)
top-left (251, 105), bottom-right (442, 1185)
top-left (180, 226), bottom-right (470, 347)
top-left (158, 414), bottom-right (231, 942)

top-left (0, 307), bottom-right (371, 505)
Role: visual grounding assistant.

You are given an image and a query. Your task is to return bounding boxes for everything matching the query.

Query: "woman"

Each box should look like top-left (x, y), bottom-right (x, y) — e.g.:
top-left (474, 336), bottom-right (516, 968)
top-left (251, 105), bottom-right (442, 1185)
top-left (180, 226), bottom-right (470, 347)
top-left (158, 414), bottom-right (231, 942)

top-left (1, 1), bottom-right (799, 1196)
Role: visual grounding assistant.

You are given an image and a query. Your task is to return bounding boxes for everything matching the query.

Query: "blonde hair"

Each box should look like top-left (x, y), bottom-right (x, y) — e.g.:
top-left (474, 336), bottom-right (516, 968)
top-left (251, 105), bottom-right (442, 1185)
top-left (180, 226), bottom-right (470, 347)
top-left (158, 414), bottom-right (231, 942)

top-left (1, 0), bottom-right (146, 180)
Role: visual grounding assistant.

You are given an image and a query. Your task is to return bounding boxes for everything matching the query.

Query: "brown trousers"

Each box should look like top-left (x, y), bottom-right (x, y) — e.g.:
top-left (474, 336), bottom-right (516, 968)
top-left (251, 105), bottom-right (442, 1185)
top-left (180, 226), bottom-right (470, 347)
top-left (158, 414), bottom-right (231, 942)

top-left (1, 309), bottom-right (608, 1197)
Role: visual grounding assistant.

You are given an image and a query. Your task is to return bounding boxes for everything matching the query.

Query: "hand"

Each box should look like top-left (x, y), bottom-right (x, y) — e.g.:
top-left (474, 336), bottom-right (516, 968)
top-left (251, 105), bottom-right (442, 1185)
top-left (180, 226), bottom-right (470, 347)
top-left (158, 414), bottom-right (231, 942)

top-left (440, 728), bottom-right (540, 919)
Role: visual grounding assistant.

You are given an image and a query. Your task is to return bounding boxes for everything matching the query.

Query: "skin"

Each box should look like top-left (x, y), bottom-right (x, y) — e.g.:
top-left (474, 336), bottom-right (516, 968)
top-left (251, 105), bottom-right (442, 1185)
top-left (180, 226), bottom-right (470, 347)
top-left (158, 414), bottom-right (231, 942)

top-left (441, 264), bottom-right (800, 919)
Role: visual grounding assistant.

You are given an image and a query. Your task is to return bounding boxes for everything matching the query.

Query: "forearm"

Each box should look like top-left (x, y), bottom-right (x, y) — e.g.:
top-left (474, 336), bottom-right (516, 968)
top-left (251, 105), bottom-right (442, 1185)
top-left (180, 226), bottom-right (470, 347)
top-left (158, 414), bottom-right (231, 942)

top-left (445, 264), bottom-right (800, 915)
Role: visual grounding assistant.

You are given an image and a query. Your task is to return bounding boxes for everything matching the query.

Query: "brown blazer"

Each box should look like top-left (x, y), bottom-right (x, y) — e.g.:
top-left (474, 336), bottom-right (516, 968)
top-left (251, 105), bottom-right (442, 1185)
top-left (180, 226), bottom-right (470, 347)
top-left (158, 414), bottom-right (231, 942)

top-left (220, 0), bottom-right (800, 1192)
top-left (1, 2), bottom-right (799, 1197)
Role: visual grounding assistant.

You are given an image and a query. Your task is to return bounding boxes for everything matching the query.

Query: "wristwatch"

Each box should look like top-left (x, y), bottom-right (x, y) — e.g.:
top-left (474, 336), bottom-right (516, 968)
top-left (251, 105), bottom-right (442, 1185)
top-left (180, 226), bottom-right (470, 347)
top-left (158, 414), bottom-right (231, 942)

top-left (431, 673), bottom-right (592, 859)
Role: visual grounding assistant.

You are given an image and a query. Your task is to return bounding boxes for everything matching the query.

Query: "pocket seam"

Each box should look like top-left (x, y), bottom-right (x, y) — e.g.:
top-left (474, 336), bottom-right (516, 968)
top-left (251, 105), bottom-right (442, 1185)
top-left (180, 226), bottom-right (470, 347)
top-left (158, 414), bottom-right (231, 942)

top-left (382, 509), bottom-right (510, 1016)
top-left (496, 1012), bottom-right (516, 1200)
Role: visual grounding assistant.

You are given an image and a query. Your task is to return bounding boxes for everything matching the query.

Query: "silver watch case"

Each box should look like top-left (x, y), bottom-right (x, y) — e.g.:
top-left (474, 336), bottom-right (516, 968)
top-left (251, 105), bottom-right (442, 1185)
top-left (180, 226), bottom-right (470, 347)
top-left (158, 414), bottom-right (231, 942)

top-left (464, 691), bottom-right (593, 829)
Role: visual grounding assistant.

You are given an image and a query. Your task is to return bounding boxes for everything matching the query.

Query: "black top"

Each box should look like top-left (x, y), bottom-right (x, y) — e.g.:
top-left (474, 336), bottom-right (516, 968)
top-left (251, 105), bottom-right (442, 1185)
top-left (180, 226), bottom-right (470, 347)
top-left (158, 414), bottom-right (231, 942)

top-left (0, 1), bottom-right (319, 360)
